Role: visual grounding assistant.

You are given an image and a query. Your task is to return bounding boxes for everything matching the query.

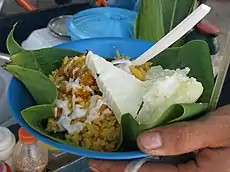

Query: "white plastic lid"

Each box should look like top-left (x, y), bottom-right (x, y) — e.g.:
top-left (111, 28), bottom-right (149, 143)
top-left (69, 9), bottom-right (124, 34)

top-left (0, 127), bottom-right (13, 151)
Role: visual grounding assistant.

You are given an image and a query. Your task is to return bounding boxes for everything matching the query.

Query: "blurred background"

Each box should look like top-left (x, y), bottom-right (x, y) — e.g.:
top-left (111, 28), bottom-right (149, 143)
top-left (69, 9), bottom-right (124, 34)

top-left (205, 0), bottom-right (230, 55)
top-left (0, 0), bottom-right (229, 53)
top-left (1, 0), bottom-right (90, 15)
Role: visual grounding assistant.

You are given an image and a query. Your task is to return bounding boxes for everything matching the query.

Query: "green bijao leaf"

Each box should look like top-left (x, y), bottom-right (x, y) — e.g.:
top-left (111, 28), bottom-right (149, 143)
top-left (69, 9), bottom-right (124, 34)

top-left (22, 104), bottom-right (123, 150)
top-left (135, 0), bottom-right (196, 46)
top-left (121, 40), bottom-right (214, 150)
top-left (6, 24), bottom-right (81, 75)
top-left (4, 24), bottom-right (81, 104)
top-left (162, 0), bottom-right (196, 34)
top-left (21, 104), bottom-right (76, 146)
top-left (121, 103), bottom-right (208, 150)
top-left (3, 64), bottom-right (56, 104)
top-left (135, 0), bottom-right (165, 42)
top-left (6, 23), bottom-right (24, 56)
top-left (10, 48), bottom-right (82, 75)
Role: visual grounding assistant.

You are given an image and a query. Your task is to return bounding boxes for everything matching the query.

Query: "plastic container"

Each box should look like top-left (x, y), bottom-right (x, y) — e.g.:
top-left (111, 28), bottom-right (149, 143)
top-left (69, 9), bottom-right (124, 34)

top-left (13, 128), bottom-right (48, 172)
top-left (67, 7), bottom-right (137, 40)
top-left (0, 127), bottom-right (16, 171)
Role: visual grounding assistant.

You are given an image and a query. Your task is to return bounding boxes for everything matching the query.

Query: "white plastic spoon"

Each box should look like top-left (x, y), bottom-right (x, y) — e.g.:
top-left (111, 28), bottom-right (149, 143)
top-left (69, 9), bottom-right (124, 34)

top-left (132, 4), bottom-right (211, 66)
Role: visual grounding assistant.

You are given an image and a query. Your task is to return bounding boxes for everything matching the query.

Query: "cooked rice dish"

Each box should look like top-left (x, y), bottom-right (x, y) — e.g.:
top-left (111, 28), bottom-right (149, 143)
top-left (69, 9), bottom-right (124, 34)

top-left (46, 54), bottom-right (151, 152)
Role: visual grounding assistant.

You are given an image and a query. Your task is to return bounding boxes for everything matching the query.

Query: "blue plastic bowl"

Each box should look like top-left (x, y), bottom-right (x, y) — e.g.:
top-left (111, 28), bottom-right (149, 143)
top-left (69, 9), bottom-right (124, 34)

top-left (7, 38), bottom-right (154, 160)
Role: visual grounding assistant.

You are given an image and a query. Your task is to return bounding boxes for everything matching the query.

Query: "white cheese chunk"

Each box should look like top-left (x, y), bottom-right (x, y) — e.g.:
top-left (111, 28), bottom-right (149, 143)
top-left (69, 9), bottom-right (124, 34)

top-left (85, 51), bottom-right (147, 121)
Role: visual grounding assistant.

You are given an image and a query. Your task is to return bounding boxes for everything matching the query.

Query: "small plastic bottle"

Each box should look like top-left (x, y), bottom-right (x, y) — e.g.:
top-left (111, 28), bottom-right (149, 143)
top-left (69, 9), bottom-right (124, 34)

top-left (13, 128), bottom-right (48, 172)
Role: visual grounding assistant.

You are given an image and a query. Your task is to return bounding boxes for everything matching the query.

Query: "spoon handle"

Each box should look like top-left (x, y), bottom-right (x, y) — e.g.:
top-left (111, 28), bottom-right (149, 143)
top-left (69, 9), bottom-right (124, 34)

top-left (132, 4), bottom-right (211, 66)
top-left (0, 53), bottom-right (10, 65)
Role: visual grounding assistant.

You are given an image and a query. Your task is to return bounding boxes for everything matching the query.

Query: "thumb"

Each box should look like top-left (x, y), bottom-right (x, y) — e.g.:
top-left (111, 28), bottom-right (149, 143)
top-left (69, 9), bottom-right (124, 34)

top-left (137, 105), bottom-right (230, 156)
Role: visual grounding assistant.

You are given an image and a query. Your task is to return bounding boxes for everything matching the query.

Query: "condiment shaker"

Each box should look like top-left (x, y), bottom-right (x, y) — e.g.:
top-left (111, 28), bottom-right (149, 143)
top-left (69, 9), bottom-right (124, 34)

top-left (13, 127), bottom-right (48, 172)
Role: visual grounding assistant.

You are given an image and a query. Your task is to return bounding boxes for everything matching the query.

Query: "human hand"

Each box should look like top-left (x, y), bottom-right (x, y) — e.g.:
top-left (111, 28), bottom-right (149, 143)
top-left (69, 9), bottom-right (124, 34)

top-left (89, 105), bottom-right (230, 172)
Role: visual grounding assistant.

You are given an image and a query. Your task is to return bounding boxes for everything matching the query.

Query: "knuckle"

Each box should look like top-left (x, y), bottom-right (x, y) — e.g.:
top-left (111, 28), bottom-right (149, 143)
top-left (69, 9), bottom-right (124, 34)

top-left (164, 123), bottom-right (193, 154)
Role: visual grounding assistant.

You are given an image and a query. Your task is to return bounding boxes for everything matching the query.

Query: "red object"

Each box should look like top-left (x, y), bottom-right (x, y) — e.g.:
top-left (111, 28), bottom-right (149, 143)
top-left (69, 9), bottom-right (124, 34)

top-left (18, 127), bottom-right (37, 144)
top-left (0, 162), bottom-right (12, 172)
top-left (15, 0), bottom-right (37, 11)
top-left (96, 0), bottom-right (107, 6)
top-left (5, 163), bottom-right (12, 172)
top-left (196, 20), bottom-right (220, 36)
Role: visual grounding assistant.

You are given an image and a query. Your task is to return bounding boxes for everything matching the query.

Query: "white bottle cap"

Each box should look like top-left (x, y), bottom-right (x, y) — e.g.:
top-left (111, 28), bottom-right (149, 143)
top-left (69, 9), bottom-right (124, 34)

top-left (0, 127), bottom-right (13, 151)
top-left (0, 127), bottom-right (16, 161)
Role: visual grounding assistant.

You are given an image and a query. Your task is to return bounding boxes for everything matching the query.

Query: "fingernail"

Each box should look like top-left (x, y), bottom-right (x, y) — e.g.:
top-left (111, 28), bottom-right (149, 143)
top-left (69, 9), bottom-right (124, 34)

top-left (89, 166), bottom-right (100, 172)
top-left (139, 132), bottom-right (162, 150)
